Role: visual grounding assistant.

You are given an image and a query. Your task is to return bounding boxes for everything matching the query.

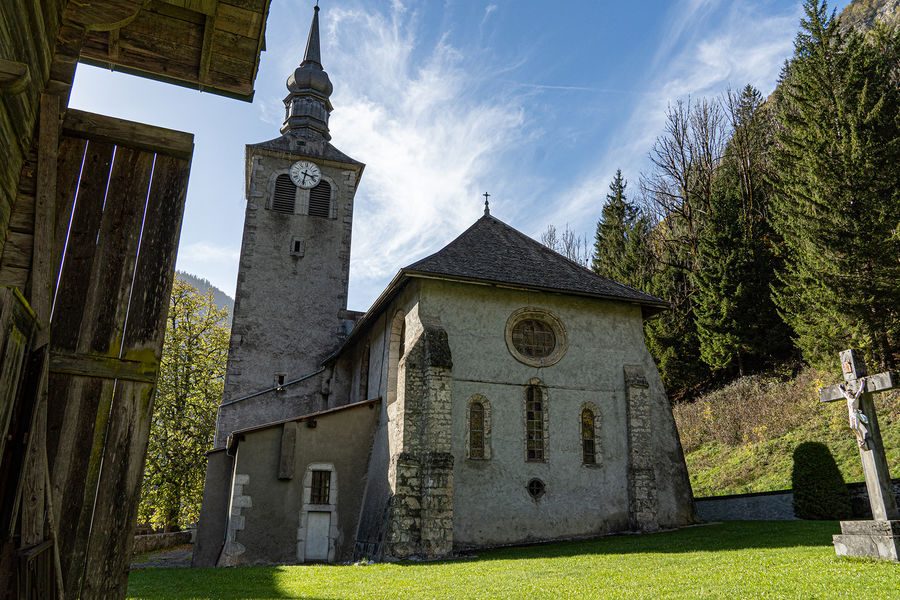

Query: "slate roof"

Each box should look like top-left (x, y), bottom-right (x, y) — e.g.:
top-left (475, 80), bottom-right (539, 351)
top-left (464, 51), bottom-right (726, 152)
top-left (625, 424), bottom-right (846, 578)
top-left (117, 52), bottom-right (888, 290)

top-left (325, 214), bottom-right (666, 364)
top-left (249, 134), bottom-right (364, 166)
top-left (403, 214), bottom-right (667, 308)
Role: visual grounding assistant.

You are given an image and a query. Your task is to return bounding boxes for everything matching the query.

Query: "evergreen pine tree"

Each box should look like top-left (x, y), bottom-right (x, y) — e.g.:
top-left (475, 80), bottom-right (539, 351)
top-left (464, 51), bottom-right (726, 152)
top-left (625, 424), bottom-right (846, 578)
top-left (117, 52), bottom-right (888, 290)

top-left (771, 0), bottom-right (900, 370)
top-left (693, 86), bottom-right (792, 375)
top-left (592, 170), bottom-right (653, 290)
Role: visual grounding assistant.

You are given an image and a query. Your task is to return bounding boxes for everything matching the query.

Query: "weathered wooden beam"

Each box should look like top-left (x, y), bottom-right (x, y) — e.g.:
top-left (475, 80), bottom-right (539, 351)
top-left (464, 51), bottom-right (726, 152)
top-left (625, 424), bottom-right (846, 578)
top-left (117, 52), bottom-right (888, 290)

top-left (20, 93), bottom-right (59, 553)
top-left (819, 371), bottom-right (899, 402)
top-left (32, 93), bottom-right (60, 339)
top-left (199, 9), bottom-right (217, 85)
top-left (63, 0), bottom-right (146, 32)
top-left (0, 59), bottom-right (30, 95)
top-left (63, 109), bottom-right (194, 159)
top-left (49, 351), bottom-right (157, 383)
top-left (108, 28), bottom-right (121, 62)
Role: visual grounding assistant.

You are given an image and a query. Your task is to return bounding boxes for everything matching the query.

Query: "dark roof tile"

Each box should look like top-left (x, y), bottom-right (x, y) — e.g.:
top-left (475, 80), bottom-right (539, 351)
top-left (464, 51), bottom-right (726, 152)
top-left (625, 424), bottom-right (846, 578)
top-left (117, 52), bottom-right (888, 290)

top-left (403, 215), bottom-right (665, 308)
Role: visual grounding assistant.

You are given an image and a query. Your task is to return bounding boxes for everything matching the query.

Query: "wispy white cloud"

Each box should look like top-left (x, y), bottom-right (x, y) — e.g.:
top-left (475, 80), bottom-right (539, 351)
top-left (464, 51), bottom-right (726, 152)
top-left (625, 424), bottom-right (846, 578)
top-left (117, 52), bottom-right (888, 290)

top-left (292, 2), bottom-right (530, 308)
top-left (482, 3), bottom-right (498, 28)
top-left (542, 0), bottom-right (801, 235)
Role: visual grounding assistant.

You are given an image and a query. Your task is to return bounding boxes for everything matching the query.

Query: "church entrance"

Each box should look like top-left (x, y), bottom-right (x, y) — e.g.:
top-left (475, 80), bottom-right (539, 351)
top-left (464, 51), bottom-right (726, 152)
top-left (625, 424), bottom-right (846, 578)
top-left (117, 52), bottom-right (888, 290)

top-left (304, 512), bottom-right (331, 561)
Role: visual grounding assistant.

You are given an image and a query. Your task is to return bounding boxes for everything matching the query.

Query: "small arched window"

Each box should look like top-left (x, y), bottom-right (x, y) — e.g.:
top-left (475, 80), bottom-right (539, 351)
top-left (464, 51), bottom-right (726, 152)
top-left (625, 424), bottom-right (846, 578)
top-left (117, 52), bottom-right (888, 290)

top-left (581, 409), bottom-right (596, 465)
top-left (525, 384), bottom-right (545, 462)
top-left (272, 174), bottom-right (296, 214)
top-left (308, 180), bottom-right (332, 218)
top-left (398, 319), bottom-right (406, 359)
top-left (466, 395), bottom-right (492, 460)
top-left (469, 402), bottom-right (485, 459)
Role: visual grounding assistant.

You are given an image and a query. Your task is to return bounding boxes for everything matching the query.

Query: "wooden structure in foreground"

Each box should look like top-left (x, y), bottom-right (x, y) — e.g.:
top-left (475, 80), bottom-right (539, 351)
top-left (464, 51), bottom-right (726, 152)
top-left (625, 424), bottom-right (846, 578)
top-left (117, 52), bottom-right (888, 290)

top-left (0, 1), bottom-right (271, 597)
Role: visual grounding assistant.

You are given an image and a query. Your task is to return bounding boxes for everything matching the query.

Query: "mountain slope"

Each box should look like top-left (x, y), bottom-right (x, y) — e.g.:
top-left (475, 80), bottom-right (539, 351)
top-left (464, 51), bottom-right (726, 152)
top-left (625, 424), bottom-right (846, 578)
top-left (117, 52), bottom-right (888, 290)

top-left (176, 271), bottom-right (234, 317)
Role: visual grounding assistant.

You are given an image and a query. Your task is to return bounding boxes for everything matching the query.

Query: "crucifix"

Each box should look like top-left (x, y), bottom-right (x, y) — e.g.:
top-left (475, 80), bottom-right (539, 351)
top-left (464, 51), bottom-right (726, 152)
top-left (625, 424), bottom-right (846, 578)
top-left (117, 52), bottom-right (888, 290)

top-left (818, 349), bottom-right (898, 521)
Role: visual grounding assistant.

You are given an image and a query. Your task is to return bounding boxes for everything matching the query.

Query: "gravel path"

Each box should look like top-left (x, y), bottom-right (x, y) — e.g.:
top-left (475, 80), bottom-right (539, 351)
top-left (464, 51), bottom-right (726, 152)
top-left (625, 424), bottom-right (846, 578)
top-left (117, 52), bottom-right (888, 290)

top-left (131, 544), bottom-right (193, 569)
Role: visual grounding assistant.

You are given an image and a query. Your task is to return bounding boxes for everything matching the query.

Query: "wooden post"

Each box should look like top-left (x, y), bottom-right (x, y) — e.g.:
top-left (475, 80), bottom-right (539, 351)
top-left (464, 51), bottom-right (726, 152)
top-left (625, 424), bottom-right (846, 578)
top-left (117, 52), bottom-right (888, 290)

top-left (21, 92), bottom-right (59, 549)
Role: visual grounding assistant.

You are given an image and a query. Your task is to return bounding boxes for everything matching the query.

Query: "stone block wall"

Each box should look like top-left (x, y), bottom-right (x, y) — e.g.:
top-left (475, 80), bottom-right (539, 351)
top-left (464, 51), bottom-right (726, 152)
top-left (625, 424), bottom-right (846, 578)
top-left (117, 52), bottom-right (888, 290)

top-left (624, 365), bottom-right (659, 532)
top-left (384, 324), bottom-right (454, 559)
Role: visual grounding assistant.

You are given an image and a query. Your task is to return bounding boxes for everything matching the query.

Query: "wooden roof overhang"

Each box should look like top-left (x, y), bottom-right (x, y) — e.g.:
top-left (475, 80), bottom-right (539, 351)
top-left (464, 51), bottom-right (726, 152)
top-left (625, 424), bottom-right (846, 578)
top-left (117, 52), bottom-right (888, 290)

top-left (75, 0), bottom-right (272, 102)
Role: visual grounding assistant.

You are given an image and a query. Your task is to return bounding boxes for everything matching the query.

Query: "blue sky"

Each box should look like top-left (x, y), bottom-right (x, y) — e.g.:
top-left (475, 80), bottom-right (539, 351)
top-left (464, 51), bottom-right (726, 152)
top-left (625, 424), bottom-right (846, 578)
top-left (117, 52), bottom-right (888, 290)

top-left (69, 0), bottom-right (849, 311)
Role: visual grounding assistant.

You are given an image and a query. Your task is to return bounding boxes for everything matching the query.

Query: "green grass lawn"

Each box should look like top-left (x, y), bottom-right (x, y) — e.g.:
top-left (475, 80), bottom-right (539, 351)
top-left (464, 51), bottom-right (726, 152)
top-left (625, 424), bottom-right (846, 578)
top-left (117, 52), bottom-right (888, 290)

top-left (128, 522), bottom-right (900, 599)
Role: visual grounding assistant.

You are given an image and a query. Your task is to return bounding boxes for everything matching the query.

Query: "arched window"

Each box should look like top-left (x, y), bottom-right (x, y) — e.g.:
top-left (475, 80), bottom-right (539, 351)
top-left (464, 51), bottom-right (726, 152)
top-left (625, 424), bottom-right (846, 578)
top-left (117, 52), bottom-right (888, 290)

top-left (466, 395), bottom-right (492, 460)
top-left (581, 409), bottom-right (596, 464)
top-left (580, 402), bottom-right (602, 466)
top-left (470, 402), bottom-right (484, 458)
top-left (271, 174), bottom-right (296, 214)
top-left (308, 180), bottom-right (332, 218)
top-left (525, 383), bottom-right (546, 462)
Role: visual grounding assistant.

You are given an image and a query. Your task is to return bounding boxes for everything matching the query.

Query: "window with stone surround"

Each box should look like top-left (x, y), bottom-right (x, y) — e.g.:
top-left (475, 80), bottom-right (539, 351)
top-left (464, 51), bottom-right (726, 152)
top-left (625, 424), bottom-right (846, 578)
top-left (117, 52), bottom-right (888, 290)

top-left (505, 308), bottom-right (567, 367)
top-left (271, 174), bottom-right (296, 214)
top-left (525, 381), bottom-right (548, 462)
top-left (527, 478), bottom-right (546, 500)
top-left (580, 402), bottom-right (602, 467)
top-left (466, 395), bottom-right (492, 460)
top-left (310, 470), bottom-right (331, 504)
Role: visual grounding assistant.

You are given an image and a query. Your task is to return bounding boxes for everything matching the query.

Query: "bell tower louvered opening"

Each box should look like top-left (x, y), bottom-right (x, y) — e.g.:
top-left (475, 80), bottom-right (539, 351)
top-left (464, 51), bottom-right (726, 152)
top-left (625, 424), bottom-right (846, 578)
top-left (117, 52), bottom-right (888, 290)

top-left (308, 180), bottom-right (332, 218)
top-left (272, 174), bottom-right (296, 214)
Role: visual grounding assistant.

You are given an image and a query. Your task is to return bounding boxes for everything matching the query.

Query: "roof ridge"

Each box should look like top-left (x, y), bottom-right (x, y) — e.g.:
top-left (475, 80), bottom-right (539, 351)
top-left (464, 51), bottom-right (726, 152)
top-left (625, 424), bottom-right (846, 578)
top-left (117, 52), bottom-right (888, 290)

top-left (481, 215), bottom-right (658, 300)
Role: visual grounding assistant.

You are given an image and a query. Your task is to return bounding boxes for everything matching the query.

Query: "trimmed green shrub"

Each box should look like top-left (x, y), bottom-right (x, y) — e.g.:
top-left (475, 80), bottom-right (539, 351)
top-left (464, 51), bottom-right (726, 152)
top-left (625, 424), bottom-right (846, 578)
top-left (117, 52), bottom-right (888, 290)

top-left (791, 441), bottom-right (852, 520)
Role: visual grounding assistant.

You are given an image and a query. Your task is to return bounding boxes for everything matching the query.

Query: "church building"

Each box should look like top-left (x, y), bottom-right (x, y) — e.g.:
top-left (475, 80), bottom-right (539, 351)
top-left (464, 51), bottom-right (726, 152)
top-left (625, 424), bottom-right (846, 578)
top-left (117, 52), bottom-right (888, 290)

top-left (193, 6), bottom-right (695, 568)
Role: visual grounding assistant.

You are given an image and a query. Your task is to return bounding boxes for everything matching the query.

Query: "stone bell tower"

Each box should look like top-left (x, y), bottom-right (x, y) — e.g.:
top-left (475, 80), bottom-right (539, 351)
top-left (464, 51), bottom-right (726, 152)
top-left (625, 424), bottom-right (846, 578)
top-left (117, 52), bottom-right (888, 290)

top-left (214, 5), bottom-right (365, 446)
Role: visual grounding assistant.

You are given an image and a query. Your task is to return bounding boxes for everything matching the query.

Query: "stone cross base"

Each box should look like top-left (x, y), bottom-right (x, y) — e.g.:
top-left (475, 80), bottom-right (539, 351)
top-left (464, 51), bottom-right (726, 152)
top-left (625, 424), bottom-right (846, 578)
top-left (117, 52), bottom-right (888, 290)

top-left (833, 520), bottom-right (900, 561)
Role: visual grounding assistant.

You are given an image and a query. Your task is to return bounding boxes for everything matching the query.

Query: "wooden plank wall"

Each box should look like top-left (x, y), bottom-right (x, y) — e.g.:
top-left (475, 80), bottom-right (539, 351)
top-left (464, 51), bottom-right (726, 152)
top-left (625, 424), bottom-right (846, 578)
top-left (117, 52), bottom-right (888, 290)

top-left (80, 0), bottom-right (270, 101)
top-left (0, 0), bottom-right (69, 264)
top-left (42, 110), bottom-right (191, 599)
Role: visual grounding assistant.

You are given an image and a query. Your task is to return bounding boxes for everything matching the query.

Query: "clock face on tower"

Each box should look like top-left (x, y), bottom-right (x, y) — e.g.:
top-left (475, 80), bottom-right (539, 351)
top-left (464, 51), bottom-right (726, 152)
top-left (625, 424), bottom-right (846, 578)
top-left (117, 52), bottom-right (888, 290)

top-left (289, 161), bottom-right (322, 189)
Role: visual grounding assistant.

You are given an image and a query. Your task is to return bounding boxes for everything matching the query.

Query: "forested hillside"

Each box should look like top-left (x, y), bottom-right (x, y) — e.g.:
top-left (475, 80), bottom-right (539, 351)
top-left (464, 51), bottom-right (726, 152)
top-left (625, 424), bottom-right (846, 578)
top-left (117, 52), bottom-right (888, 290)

top-left (570, 0), bottom-right (900, 494)
top-left (580, 0), bottom-right (899, 399)
top-left (176, 270), bottom-right (234, 318)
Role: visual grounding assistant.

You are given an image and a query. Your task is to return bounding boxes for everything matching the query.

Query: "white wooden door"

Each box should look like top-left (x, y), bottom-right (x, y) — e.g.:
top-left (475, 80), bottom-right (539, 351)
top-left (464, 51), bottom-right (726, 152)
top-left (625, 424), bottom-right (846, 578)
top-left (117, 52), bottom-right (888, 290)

top-left (305, 511), bottom-right (331, 561)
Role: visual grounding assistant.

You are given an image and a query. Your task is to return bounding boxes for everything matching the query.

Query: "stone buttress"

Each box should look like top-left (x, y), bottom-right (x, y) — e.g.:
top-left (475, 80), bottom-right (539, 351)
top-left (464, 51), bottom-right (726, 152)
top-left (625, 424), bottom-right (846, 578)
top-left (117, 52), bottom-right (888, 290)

top-left (385, 325), bottom-right (454, 559)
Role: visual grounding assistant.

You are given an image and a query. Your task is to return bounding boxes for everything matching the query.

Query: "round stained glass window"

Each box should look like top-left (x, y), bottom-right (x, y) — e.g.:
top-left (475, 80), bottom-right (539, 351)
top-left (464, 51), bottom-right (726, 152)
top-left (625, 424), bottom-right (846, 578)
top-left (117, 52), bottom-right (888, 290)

top-left (505, 309), bottom-right (567, 367)
top-left (511, 319), bottom-right (556, 358)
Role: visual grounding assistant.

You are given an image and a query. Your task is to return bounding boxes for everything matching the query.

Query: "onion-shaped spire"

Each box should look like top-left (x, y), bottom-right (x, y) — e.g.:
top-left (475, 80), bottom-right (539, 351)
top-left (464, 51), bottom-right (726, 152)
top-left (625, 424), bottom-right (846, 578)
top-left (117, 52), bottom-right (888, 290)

top-left (282, 5), bottom-right (334, 139)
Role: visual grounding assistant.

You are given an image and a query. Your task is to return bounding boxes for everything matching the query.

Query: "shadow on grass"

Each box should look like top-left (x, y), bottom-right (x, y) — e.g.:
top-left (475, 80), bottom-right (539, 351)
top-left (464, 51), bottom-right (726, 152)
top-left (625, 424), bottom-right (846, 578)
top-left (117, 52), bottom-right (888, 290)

top-left (416, 520), bottom-right (841, 565)
top-left (127, 521), bottom-right (841, 598)
top-left (127, 565), bottom-right (336, 600)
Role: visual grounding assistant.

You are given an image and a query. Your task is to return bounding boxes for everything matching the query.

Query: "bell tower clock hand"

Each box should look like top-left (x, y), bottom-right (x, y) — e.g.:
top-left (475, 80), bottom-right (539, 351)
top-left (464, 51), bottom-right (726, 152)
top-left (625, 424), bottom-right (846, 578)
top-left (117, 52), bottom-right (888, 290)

top-left (290, 160), bottom-right (322, 189)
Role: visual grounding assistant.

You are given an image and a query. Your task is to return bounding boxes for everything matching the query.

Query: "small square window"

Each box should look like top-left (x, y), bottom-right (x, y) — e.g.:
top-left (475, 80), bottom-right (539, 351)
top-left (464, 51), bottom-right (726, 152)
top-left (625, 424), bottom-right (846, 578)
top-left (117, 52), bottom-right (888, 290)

top-left (275, 373), bottom-right (286, 389)
top-left (290, 238), bottom-right (305, 257)
top-left (311, 470), bottom-right (331, 504)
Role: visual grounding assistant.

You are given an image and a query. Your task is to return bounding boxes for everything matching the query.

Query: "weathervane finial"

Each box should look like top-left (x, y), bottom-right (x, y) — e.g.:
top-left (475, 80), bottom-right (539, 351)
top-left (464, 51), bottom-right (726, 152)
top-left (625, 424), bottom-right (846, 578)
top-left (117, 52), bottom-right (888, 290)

top-left (483, 192), bottom-right (491, 216)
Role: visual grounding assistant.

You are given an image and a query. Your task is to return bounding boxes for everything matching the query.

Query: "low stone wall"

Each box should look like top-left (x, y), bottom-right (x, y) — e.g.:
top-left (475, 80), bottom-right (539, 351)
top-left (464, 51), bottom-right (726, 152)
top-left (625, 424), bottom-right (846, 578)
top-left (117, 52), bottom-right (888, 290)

top-left (132, 531), bottom-right (192, 555)
top-left (694, 479), bottom-right (900, 521)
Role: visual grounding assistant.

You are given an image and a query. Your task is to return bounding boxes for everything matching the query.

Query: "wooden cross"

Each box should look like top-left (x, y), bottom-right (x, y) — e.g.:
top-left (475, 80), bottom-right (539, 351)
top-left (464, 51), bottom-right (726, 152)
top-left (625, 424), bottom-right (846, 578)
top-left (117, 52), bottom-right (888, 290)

top-left (819, 349), bottom-right (899, 521)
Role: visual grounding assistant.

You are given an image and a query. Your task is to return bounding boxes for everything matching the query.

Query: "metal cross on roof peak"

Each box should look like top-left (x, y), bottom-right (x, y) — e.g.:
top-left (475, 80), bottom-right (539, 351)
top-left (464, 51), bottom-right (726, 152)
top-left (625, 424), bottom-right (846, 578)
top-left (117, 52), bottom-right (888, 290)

top-left (483, 192), bottom-right (490, 216)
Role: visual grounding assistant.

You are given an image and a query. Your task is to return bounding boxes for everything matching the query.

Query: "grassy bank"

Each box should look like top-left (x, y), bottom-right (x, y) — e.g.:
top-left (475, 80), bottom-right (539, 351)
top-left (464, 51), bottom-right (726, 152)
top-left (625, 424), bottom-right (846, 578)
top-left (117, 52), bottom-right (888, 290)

top-left (674, 368), bottom-right (900, 497)
top-left (127, 522), bottom-right (898, 599)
